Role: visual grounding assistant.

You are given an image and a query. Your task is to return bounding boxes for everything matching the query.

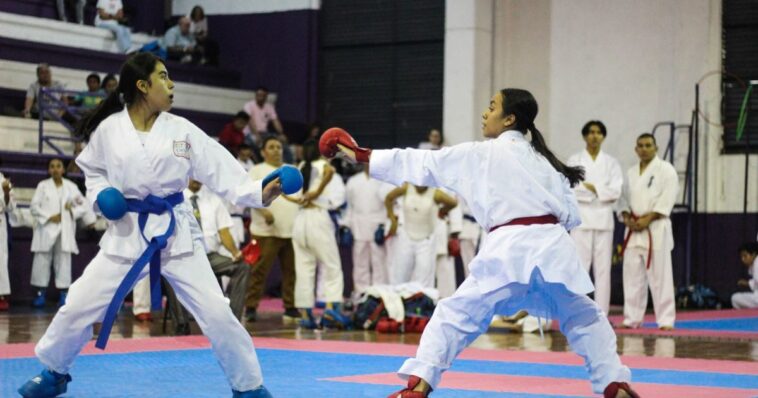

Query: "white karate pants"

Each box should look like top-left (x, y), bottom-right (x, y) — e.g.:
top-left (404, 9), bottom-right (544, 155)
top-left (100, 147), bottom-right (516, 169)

top-left (292, 207), bottom-right (344, 308)
top-left (390, 230), bottom-right (435, 288)
top-left (622, 247), bottom-right (676, 328)
top-left (35, 244), bottom-right (264, 391)
top-left (397, 269), bottom-right (631, 394)
top-left (31, 236), bottom-right (72, 289)
top-left (352, 240), bottom-right (388, 294)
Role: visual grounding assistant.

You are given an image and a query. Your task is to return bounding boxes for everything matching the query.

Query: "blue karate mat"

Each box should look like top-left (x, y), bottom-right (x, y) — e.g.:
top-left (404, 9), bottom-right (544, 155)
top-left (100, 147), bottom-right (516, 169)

top-left (643, 317), bottom-right (758, 332)
top-left (2, 347), bottom-right (758, 397)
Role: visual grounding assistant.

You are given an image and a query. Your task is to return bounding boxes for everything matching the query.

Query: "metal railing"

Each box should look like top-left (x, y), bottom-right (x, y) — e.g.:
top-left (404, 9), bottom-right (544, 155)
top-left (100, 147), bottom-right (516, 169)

top-left (37, 87), bottom-right (105, 154)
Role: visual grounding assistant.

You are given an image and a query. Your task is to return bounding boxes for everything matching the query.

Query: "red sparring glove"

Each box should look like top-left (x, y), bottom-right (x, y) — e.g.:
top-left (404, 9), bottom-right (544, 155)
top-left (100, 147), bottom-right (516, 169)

top-left (386, 376), bottom-right (431, 398)
top-left (319, 127), bottom-right (372, 163)
top-left (242, 239), bottom-right (261, 266)
top-left (603, 382), bottom-right (640, 398)
top-left (447, 237), bottom-right (461, 257)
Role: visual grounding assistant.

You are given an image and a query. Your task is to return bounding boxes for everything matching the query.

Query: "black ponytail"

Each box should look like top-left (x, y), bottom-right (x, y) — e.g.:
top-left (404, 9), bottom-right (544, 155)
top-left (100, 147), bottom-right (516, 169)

top-left (500, 88), bottom-right (584, 187)
top-left (300, 139), bottom-right (319, 192)
top-left (75, 52), bottom-right (163, 140)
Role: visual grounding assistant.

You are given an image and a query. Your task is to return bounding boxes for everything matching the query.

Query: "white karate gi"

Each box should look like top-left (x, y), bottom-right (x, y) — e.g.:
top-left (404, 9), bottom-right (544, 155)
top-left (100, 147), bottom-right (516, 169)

top-left (345, 171), bottom-right (390, 294)
top-left (30, 178), bottom-right (88, 289)
top-left (567, 150), bottom-right (623, 315)
top-left (391, 186), bottom-right (438, 289)
top-left (293, 159), bottom-right (344, 308)
top-left (369, 130), bottom-right (630, 393)
top-left (0, 172), bottom-right (15, 296)
top-left (732, 257), bottom-right (758, 309)
top-left (34, 108), bottom-right (267, 392)
top-left (618, 156), bottom-right (678, 328)
top-left (315, 174), bottom-right (347, 303)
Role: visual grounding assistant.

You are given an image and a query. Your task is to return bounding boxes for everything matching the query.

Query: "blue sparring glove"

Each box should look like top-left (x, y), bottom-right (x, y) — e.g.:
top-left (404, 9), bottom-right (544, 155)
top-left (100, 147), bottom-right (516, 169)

top-left (338, 226), bottom-right (353, 247)
top-left (96, 187), bottom-right (128, 220)
top-left (374, 224), bottom-right (386, 246)
top-left (262, 164), bottom-right (303, 195)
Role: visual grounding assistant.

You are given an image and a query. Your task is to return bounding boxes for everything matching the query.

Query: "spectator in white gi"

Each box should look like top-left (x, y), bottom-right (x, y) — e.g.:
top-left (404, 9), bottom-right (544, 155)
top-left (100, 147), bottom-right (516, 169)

top-left (30, 158), bottom-right (88, 307)
top-left (345, 165), bottom-right (393, 298)
top-left (567, 120), bottom-right (623, 315)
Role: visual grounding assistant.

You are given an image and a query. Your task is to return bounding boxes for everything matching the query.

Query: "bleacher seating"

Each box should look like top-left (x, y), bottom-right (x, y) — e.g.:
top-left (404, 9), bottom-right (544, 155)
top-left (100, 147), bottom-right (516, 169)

top-left (0, 11), bottom-right (261, 136)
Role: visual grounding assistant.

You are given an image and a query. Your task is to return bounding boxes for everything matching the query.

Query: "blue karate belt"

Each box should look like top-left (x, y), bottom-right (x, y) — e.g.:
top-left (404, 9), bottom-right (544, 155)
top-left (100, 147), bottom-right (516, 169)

top-left (95, 192), bottom-right (184, 349)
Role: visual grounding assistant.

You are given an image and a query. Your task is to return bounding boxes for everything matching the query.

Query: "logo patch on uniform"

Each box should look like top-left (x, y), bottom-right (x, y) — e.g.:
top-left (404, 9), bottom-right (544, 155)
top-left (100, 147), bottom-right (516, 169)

top-left (173, 141), bottom-right (191, 159)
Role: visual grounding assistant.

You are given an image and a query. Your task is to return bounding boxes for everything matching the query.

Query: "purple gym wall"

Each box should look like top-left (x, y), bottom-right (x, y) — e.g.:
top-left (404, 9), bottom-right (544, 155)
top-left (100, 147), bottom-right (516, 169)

top-left (206, 10), bottom-right (319, 125)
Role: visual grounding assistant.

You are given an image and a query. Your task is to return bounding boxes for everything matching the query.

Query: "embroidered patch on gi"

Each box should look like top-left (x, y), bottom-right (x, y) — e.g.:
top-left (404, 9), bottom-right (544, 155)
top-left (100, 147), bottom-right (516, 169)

top-left (173, 141), bottom-right (191, 159)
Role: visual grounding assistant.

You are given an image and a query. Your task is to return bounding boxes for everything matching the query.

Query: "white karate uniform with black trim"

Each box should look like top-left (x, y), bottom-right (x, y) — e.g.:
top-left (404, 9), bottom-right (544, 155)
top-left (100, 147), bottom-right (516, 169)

top-left (292, 158), bottom-right (344, 308)
top-left (369, 130), bottom-right (631, 394)
top-left (732, 257), bottom-right (758, 309)
top-left (567, 150), bottom-right (623, 315)
top-left (30, 178), bottom-right (88, 289)
top-left (618, 156), bottom-right (678, 328)
top-left (34, 108), bottom-right (267, 392)
top-left (0, 172), bottom-right (14, 296)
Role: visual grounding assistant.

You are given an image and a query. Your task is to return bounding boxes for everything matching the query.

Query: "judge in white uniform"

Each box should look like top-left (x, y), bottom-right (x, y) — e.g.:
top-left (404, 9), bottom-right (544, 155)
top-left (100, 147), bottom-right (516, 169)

top-left (321, 88), bottom-right (638, 398)
top-left (0, 173), bottom-right (14, 311)
top-left (567, 120), bottom-right (623, 315)
top-left (18, 53), bottom-right (279, 398)
top-left (618, 133), bottom-right (678, 330)
top-left (385, 184), bottom-right (457, 289)
top-left (731, 242), bottom-right (758, 309)
top-left (344, 166), bottom-right (391, 295)
top-left (30, 158), bottom-right (89, 308)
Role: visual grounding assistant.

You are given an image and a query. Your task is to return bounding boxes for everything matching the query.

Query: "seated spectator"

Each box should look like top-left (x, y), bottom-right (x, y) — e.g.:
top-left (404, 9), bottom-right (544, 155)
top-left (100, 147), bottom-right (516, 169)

top-left (56, 0), bottom-right (85, 24)
top-left (218, 111), bottom-right (250, 155)
top-left (163, 16), bottom-right (205, 64)
top-left (418, 128), bottom-right (443, 150)
top-left (74, 73), bottom-right (105, 110)
top-left (101, 74), bottom-right (119, 95)
top-left (732, 242), bottom-right (758, 309)
top-left (188, 5), bottom-right (219, 65)
top-left (165, 180), bottom-right (251, 331)
top-left (95, 0), bottom-right (132, 53)
top-left (22, 64), bottom-right (76, 125)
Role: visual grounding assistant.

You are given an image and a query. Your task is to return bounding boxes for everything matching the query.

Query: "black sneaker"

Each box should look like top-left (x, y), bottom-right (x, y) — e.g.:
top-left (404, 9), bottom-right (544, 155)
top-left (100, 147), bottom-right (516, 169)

top-left (282, 308), bottom-right (301, 320)
top-left (246, 308), bottom-right (257, 323)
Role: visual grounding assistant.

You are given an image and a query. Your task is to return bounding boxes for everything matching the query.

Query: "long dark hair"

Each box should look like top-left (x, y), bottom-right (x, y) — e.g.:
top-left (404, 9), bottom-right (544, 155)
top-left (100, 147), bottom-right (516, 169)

top-left (300, 139), bottom-right (320, 192)
top-left (75, 53), bottom-right (163, 140)
top-left (500, 88), bottom-right (584, 186)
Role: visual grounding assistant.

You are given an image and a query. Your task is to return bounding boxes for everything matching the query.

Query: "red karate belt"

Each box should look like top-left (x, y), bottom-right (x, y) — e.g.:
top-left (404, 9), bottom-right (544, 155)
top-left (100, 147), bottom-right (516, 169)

top-left (488, 215), bottom-right (559, 234)
top-left (620, 213), bottom-right (653, 269)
